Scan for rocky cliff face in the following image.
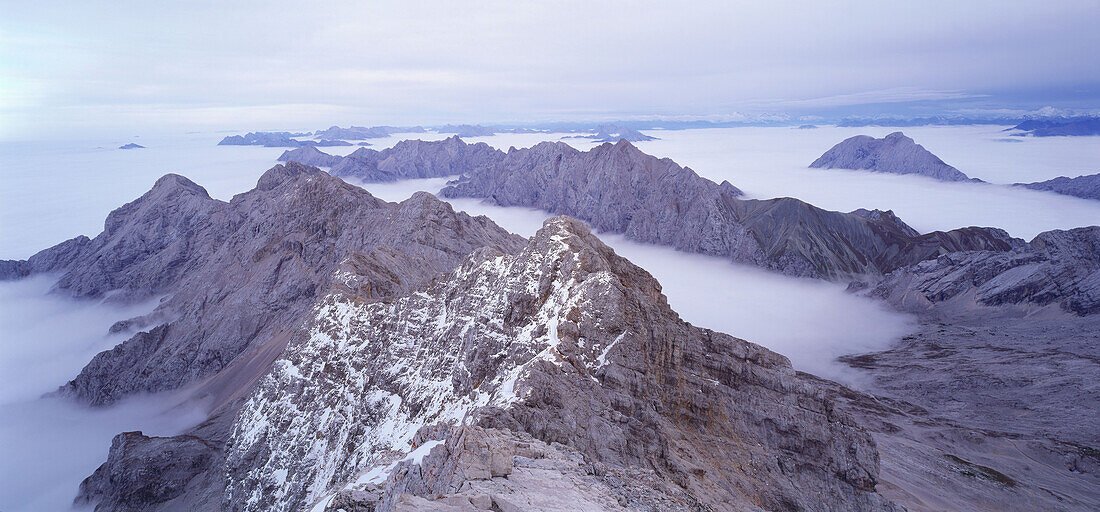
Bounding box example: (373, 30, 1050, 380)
(810, 132, 978, 182)
(1015, 172, 1100, 201)
(866, 226, 1100, 316)
(4, 163, 524, 406)
(227, 217, 899, 512)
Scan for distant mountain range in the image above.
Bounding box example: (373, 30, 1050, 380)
(1005, 117, 1100, 136)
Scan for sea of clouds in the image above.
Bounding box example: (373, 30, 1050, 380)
(0, 125, 1096, 510)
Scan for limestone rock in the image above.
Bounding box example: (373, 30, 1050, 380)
(227, 216, 899, 512)
(810, 131, 979, 182)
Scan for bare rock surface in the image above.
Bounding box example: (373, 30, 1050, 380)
(53, 165, 525, 511)
(296, 136, 1012, 279)
(437, 139, 1013, 278)
(1015, 172, 1100, 201)
(826, 313, 1100, 512)
(866, 226, 1100, 315)
(810, 131, 979, 182)
(74, 431, 223, 512)
(227, 217, 899, 512)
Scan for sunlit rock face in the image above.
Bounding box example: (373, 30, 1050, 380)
(810, 131, 978, 182)
(227, 216, 900, 512)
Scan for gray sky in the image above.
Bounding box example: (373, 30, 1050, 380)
(1, 0, 1098, 139)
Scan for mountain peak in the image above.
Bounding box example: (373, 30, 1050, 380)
(810, 132, 975, 182)
(150, 173, 211, 198)
(255, 161, 325, 191)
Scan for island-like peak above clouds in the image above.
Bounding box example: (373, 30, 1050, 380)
(810, 131, 980, 182)
(1014, 172, 1100, 201)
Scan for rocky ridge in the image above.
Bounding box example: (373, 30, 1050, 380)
(810, 131, 979, 182)
(1014, 172, 1100, 201)
(293, 136, 1014, 280)
(864, 226, 1100, 316)
(218, 132, 351, 148)
(314, 125, 426, 140)
(436, 139, 1014, 279)
(3, 163, 525, 406)
(226, 216, 899, 512)
(330, 136, 504, 182)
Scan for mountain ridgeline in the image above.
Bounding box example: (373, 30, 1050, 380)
(283, 136, 1017, 280)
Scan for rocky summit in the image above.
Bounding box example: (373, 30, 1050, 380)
(810, 131, 979, 182)
(226, 217, 899, 512)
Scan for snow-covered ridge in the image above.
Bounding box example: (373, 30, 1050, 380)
(226, 217, 634, 512)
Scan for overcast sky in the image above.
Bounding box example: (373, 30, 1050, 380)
(1, 0, 1098, 139)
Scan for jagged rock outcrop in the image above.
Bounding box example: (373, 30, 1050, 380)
(865, 226, 1100, 316)
(1007, 117, 1100, 137)
(330, 136, 504, 182)
(277, 146, 343, 167)
(1014, 172, 1100, 201)
(295, 136, 1015, 279)
(4, 164, 524, 406)
(74, 431, 223, 512)
(119, 143, 145, 149)
(226, 217, 899, 512)
(434, 139, 1013, 278)
(810, 132, 979, 182)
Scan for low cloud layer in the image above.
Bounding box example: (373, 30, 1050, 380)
(0, 277, 205, 512)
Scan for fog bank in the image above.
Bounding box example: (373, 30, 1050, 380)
(0, 277, 204, 512)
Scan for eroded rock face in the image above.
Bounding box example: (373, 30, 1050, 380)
(227, 217, 899, 512)
(868, 226, 1100, 315)
(74, 431, 222, 512)
(6, 163, 524, 406)
(810, 131, 978, 182)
